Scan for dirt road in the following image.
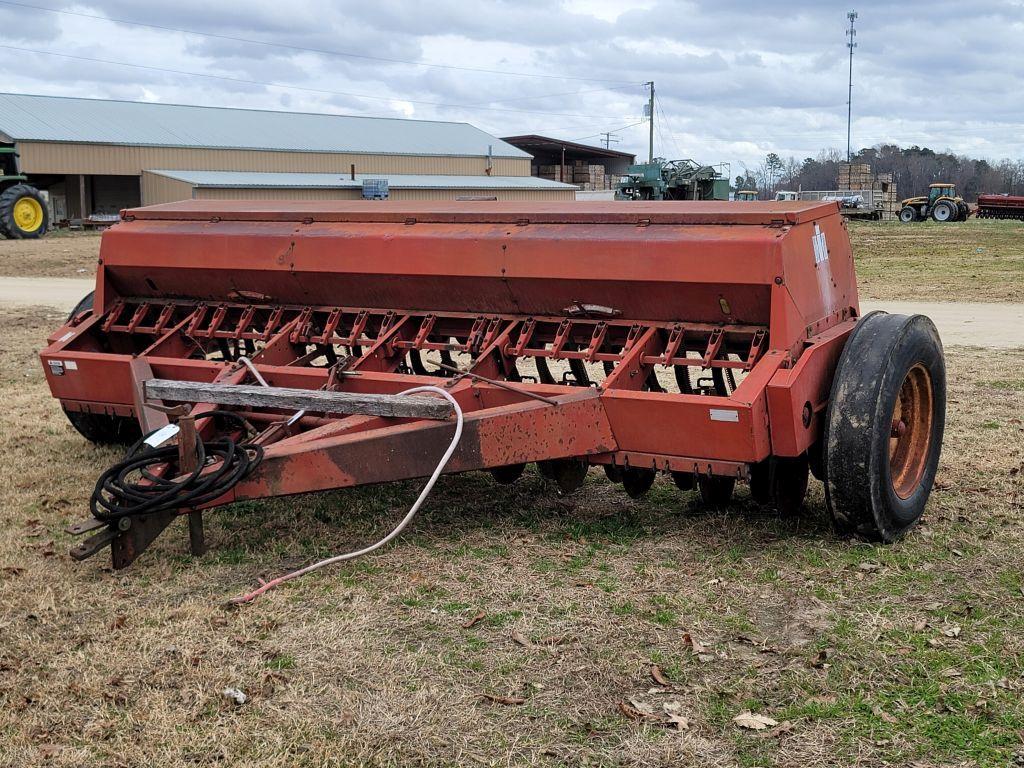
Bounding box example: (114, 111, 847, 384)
(1, 277, 1020, 348)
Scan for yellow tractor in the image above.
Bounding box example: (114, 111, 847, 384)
(735, 189, 758, 201)
(898, 183, 969, 223)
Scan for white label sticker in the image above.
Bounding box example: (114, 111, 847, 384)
(709, 408, 739, 423)
(64, 360, 78, 370)
(812, 222, 829, 264)
(58, 331, 75, 343)
(144, 423, 180, 448)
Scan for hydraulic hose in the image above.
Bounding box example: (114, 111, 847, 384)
(230, 385, 464, 604)
(90, 410, 263, 521)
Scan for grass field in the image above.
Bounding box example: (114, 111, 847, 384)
(4, 217, 1023, 304)
(849, 219, 1024, 303)
(0, 302, 1022, 766)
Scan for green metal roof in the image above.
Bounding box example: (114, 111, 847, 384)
(0, 92, 530, 158)
(147, 170, 576, 190)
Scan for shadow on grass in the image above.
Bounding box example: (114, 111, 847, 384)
(195, 466, 841, 568)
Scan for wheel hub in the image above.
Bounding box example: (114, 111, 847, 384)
(889, 363, 933, 499)
(13, 196, 44, 232)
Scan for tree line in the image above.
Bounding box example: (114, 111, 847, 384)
(734, 145, 1024, 202)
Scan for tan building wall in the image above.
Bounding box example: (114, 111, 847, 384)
(17, 141, 529, 178)
(388, 188, 575, 201)
(190, 187, 360, 202)
(188, 186, 574, 203)
(140, 172, 575, 205)
(140, 173, 194, 205)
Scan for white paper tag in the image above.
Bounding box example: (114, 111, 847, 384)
(64, 360, 78, 370)
(58, 331, 75, 343)
(812, 222, 829, 265)
(709, 408, 739, 423)
(144, 423, 180, 448)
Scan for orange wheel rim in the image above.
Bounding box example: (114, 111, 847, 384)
(889, 363, 933, 499)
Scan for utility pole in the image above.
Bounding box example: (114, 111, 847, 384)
(645, 81, 655, 163)
(846, 10, 857, 162)
(601, 132, 621, 150)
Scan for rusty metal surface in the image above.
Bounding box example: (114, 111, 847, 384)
(41, 200, 863, 566)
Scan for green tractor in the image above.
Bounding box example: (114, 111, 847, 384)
(0, 146, 49, 239)
(898, 183, 969, 223)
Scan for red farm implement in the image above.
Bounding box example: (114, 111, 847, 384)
(41, 200, 946, 571)
(976, 193, 1024, 220)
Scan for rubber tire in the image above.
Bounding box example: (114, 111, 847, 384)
(0, 184, 49, 239)
(698, 476, 735, 509)
(898, 206, 917, 223)
(62, 291, 141, 445)
(63, 408, 142, 446)
(67, 290, 95, 322)
(807, 440, 824, 482)
(823, 313, 946, 541)
(931, 201, 954, 222)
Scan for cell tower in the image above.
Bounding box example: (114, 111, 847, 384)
(846, 10, 858, 162)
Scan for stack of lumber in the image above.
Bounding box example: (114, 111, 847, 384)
(837, 163, 900, 220)
(537, 164, 574, 182)
(572, 162, 606, 190)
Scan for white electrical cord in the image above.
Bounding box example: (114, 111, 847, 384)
(230, 384, 464, 604)
(236, 355, 307, 426)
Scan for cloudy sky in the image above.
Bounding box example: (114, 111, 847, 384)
(1, 0, 1022, 171)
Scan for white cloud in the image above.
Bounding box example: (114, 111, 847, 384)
(0, 0, 1021, 170)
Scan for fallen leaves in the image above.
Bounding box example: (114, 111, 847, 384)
(809, 649, 829, 669)
(511, 630, 567, 649)
(733, 711, 778, 730)
(942, 624, 962, 638)
(619, 696, 690, 731)
(480, 692, 525, 706)
(462, 610, 485, 629)
(681, 631, 716, 662)
(649, 664, 671, 687)
(510, 630, 533, 648)
(872, 705, 897, 724)
(662, 700, 689, 731)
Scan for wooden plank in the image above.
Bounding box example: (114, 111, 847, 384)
(129, 357, 169, 433)
(144, 379, 453, 420)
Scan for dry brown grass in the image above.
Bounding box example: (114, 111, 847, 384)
(1, 307, 1022, 767)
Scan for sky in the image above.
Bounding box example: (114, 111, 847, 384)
(1, 0, 1023, 174)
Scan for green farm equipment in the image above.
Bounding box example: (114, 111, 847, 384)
(616, 158, 730, 201)
(1, 146, 49, 239)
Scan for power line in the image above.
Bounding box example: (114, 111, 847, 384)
(654, 93, 684, 159)
(573, 120, 647, 142)
(461, 83, 646, 107)
(0, 44, 637, 120)
(0, 0, 636, 84)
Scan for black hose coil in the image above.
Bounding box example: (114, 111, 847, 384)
(90, 411, 263, 521)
